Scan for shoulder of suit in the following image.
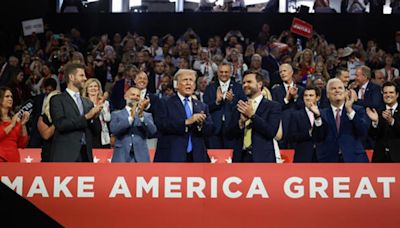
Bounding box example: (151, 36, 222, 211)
(112, 109, 125, 115)
(271, 84, 281, 90)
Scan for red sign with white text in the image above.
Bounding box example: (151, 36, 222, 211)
(1, 163, 399, 227)
(18, 149, 373, 163)
(291, 17, 313, 38)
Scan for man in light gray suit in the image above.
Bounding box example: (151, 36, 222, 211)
(110, 87, 157, 162)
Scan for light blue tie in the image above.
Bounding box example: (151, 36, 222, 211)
(74, 93, 84, 115)
(184, 97, 192, 153)
(74, 93, 86, 144)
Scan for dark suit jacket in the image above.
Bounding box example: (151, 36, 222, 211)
(271, 83, 305, 147)
(49, 92, 100, 162)
(369, 107, 400, 162)
(27, 94, 45, 148)
(203, 79, 246, 136)
(110, 79, 127, 111)
(262, 55, 281, 87)
(227, 98, 281, 162)
(355, 81, 384, 110)
(271, 83, 305, 111)
(289, 109, 318, 162)
(154, 95, 213, 162)
(312, 105, 369, 162)
(147, 71, 164, 94)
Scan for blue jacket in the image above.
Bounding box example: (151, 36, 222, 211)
(312, 105, 369, 162)
(227, 98, 281, 162)
(110, 108, 157, 162)
(154, 95, 213, 162)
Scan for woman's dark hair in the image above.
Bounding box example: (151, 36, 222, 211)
(0, 86, 13, 122)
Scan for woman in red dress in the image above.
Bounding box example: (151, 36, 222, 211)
(0, 87, 29, 162)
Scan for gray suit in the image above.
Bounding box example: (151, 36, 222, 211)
(50, 92, 100, 162)
(110, 108, 157, 162)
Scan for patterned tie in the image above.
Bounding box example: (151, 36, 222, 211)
(74, 93, 84, 115)
(335, 108, 341, 132)
(184, 97, 193, 153)
(243, 99, 256, 149)
(360, 87, 365, 100)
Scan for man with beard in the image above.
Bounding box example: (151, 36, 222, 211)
(367, 82, 400, 162)
(50, 63, 102, 162)
(110, 87, 157, 162)
(227, 70, 281, 162)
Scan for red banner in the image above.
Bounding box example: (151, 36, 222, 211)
(290, 17, 313, 38)
(1, 163, 399, 227)
(18, 149, 374, 163)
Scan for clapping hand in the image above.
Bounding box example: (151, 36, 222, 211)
(237, 100, 254, 119)
(382, 109, 394, 125)
(226, 89, 234, 103)
(20, 112, 30, 126)
(366, 107, 378, 123)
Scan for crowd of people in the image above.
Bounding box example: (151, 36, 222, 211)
(0, 24, 400, 163)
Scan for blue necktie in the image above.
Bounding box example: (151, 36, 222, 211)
(74, 93, 86, 144)
(184, 97, 192, 153)
(74, 93, 84, 115)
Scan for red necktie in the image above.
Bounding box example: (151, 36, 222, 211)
(360, 88, 365, 100)
(335, 108, 341, 132)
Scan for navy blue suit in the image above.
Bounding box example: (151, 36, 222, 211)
(227, 98, 281, 162)
(154, 95, 213, 162)
(355, 81, 384, 110)
(203, 79, 246, 149)
(289, 109, 318, 162)
(271, 83, 305, 148)
(312, 105, 369, 162)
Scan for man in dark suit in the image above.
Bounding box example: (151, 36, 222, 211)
(147, 59, 165, 94)
(289, 85, 321, 162)
(271, 63, 305, 148)
(386, 31, 400, 55)
(27, 78, 57, 148)
(154, 69, 213, 162)
(227, 70, 281, 162)
(203, 62, 246, 149)
(50, 63, 102, 162)
(0, 56, 19, 86)
(354, 65, 384, 110)
(133, 70, 159, 117)
(262, 44, 281, 88)
(367, 81, 400, 162)
(110, 64, 136, 110)
(312, 78, 369, 162)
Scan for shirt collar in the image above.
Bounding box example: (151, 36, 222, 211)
(219, 79, 231, 87)
(66, 88, 79, 98)
(251, 94, 263, 106)
(140, 89, 147, 99)
(177, 92, 191, 103)
(331, 103, 344, 114)
(283, 81, 294, 89)
(361, 81, 369, 90)
(386, 103, 398, 111)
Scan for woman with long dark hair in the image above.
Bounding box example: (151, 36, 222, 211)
(0, 87, 29, 162)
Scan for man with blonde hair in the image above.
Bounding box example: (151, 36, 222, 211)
(154, 69, 213, 162)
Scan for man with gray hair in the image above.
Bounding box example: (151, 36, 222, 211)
(249, 54, 270, 86)
(310, 78, 369, 162)
(354, 65, 384, 110)
(154, 69, 213, 162)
